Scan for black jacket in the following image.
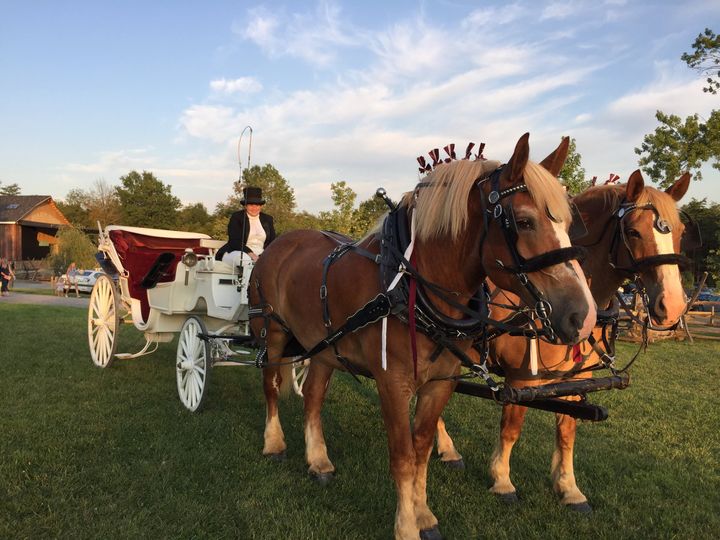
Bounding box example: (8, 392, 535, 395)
(216, 210, 276, 260)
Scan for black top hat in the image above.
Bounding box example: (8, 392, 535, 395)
(241, 186, 265, 205)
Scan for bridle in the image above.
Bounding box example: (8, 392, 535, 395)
(609, 200, 691, 273)
(604, 200, 700, 332)
(477, 166, 587, 342)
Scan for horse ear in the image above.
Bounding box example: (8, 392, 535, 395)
(626, 169, 645, 202)
(665, 172, 691, 202)
(502, 133, 530, 184)
(539, 136, 570, 176)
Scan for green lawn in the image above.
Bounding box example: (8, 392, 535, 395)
(1, 303, 718, 539)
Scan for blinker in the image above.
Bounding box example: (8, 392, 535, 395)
(655, 217, 671, 234)
(680, 211, 702, 251)
(568, 202, 588, 241)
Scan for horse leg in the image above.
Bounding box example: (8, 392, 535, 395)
(435, 417, 464, 469)
(261, 329, 291, 459)
(376, 381, 418, 540)
(488, 403, 528, 503)
(413, 381, 455, 539)
(303, 361, 336, 484)
(551, 406, 591, 512)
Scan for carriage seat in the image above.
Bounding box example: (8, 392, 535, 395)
(108, 228, 213, 322)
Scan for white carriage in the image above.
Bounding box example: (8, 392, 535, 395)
(87, 224, 307, 411)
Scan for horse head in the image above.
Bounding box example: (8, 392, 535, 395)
(618, 170, 690, 326)
(411, 133, 596, 345)
(480, 134, 596, 344)
(574, 169, 691, 327)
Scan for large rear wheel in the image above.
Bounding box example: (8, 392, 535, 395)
(176, 316, 211, 412)
(88, 274, 119, 368)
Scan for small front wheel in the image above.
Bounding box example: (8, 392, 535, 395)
(176, 316, 211, 412)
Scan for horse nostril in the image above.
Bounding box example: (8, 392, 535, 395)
(569, 311, 583, 331)
(654, 295, 667, 319)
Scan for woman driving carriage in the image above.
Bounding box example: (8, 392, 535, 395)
(215, 186, 276, 265)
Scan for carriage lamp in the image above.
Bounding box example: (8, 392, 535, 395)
(181, 249, 198, 268)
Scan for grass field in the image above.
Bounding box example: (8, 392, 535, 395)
(1, 303, 718, 539)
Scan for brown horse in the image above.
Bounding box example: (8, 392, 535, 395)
(435, 169, 691, 513)
(249, 133, 597, 540)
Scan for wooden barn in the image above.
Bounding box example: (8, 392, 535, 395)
(0, 195, 70, 261)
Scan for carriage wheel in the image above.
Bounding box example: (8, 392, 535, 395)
(176, 316, 211, 412)
(292, 358, 310, 397)
(87, 274, 119, 368)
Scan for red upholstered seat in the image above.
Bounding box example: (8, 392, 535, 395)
(109, 229, 211, 322)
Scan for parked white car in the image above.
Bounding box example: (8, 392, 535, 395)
(76, 270, 106, 293)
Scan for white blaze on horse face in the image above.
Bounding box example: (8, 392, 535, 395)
(651, 227, 685, 321)
(551, 221, 596, 339)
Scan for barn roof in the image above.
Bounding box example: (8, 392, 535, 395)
(0, 195, 53, 223)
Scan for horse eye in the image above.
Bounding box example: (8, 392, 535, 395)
(626, 228, 641, 239)
(516, 219, 534, 231)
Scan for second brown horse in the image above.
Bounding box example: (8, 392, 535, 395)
(249, 134, 597, 539)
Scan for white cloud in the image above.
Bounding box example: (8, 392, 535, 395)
(464, 4, 524, 27)
(178, 105, 239, 142)
(210, 77, 262, 94)
(541, 1, 581, 21)
(239, 9, 280, 52)
(238, 1, 359, 67)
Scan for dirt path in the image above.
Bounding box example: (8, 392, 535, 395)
(1, 280, 88, 309)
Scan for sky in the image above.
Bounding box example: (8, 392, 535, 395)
(1, 0, 719, 214)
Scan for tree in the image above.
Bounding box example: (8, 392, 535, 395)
(635, 29, 720, 186)
(635, 110, 720, 186)
(318, 181, 357, 236)
(0, 181, 21, 195)
(115, 171, 180, 229)
(558, 137, 590, 195)
(57, 188, 91, 227)
(58, 179, 122, 229)
(45, 227, 98, 276)
(352, 194, 389, 238)
(86, 179, 122, 227)
(681, 27, 720, 95)
(177, 202, 213, 235)
(681, 198, 720, 287)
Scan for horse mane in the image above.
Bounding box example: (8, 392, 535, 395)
(410, 158, 571, 241)
(581, 183, 681, 229)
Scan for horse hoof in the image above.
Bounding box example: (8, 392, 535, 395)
(567, 501, 592, 514)
(441, 458, 465, 470)
(265, 451, 286, 462)
(309, 471, 334, 486)
(496, 491, 519, 504)
(419, 525, 442, 540)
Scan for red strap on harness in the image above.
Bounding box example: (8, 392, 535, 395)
(572, 344, 582, 363)
(408, 252, 418, 379)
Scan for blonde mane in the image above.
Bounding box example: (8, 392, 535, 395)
(586, 183, 681, 229)
(411, 159, 571, 241)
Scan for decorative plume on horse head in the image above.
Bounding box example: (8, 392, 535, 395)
(417, 142, 487, 173)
